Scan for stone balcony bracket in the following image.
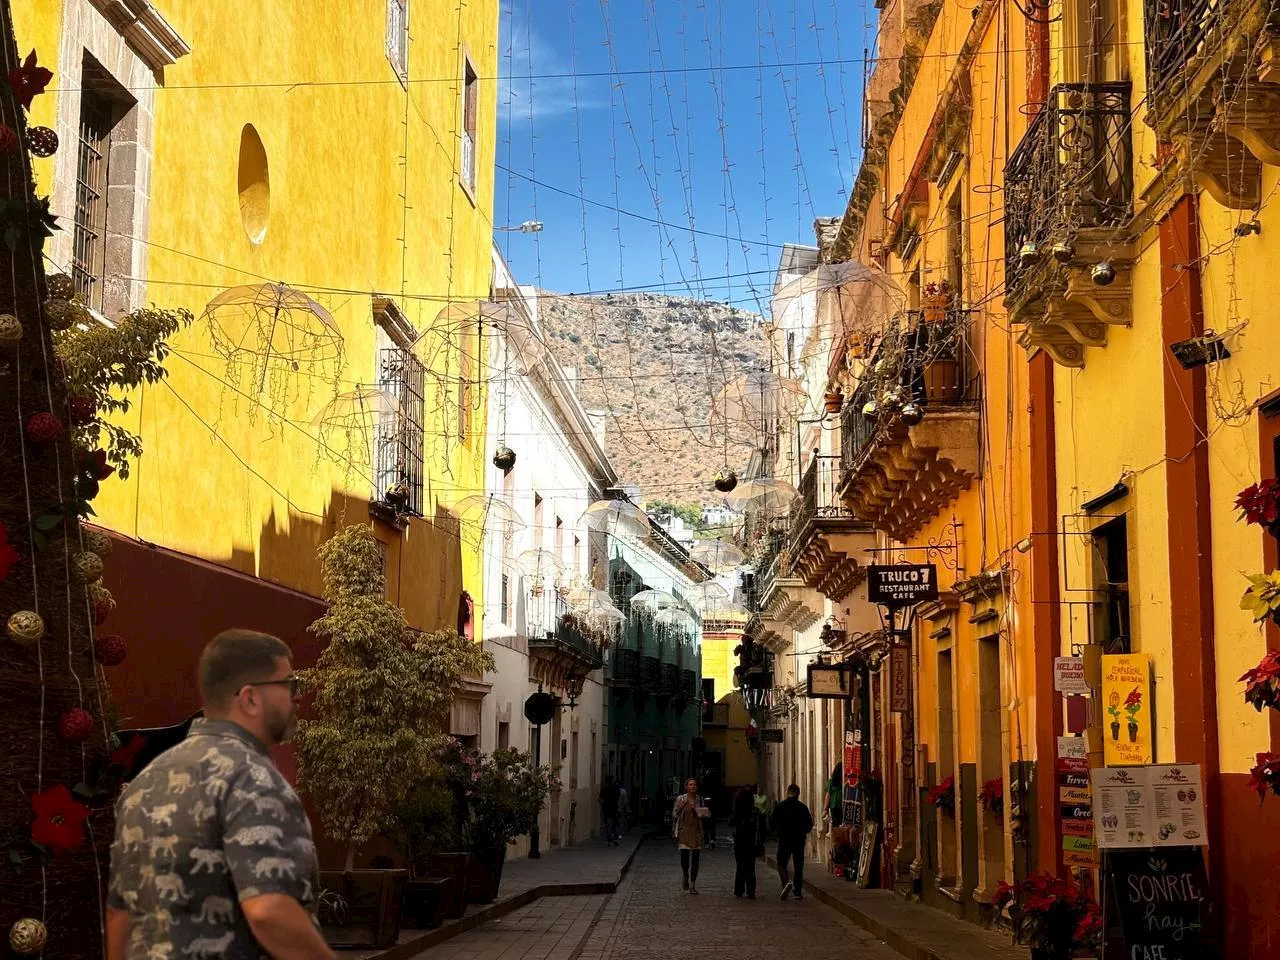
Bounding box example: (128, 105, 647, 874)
(843, 411, 981, 543)
(761, 575, 824, 634)
(789, 525, 876, 604)
(1007, 233, 1135, 369)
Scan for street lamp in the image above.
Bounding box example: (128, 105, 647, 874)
(496, 219, 544, 234)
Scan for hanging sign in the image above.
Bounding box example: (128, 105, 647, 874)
(1053, 656, 1089, 695)
(760, 728, 784, 744)
(890, 643, 910, 712)
(1106, 847, 1215, 960)
(808, 663, 853, 699)
(866, 564, 939, 607)
(1101, 653, 1153, 766)
(1057, 755, 1095, 866)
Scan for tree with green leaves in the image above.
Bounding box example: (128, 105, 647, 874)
(294, 523, 493, 870)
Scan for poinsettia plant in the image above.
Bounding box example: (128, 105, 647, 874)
(979, 777, 1004, 818)
(991, 872, 1101, 954)
(1240, 650, 1280, 712)
(928, 774, 956, 813)
(1236, 479, 1280, 529)
(1241, 571, 1280, 625)
(1249, 752, 1280, 803)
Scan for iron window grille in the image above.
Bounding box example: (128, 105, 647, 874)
(73, 89, 115, 308)
(375, 346, 425, 516)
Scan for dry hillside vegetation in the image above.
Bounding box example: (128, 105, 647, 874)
(539, 292, 767, 506)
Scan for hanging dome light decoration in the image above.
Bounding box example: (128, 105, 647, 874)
(1091, 261, 1116, 286)
(713, 468, 738, 493)
(1051, 240, 1075, 263)
(862, 399, 879, 417)
(493, 444, 517, 473)
(1018, 241, 1042, 267)
(900, 402, 924, 426)
(47, 273, 75, 300)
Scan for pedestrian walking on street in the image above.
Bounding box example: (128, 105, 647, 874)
(771, 783, 814, 901)
(753, 785, 769, 849)
(106, 629, 334, 960)
(731, 785, 760, 899)
(671, 777, 709, 894)
(600, 775, 622, 845)
(618, 783, 630, 834)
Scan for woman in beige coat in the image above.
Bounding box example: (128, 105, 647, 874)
(671, 777, 709, 893)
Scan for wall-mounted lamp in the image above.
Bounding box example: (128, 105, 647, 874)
(1014, 536, 1034, 554)
(1169, 331, 1230, 370)
(1233, 218, 1262, 238)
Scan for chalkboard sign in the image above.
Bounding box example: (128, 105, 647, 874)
(856, 821, 878, 888)
(1106, 848, 1215, 960)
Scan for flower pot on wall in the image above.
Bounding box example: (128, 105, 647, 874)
(318, 868, 408, 948)
(824, 391, 844, 414)
(923, 357, 961, 403)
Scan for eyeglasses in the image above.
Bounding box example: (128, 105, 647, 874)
(243, 676, 300, 696)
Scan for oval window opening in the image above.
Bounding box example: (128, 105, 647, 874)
(237, 124, 270, 244)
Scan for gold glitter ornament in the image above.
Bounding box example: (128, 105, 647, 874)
(8, 918, 47, 955)
(43, 297, 74, 331)
(47, 273, 75, 300)
(83, 530, 113, 558)
(6, 610, 45, 646)
(0, 312, 21, 343)
(72, 550, 104, 584)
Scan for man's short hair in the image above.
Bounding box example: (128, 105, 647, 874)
(198, 629, 291, 709)
(787, 783, 800, 794)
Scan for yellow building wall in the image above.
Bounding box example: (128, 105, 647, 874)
(16, 1, 497, 635)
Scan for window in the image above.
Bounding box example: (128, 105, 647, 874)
(500, 573, 510, 624)
(570, 731, 580, 790)
(1093, 516, 1131, 654)
(946, 189, 965, 301)
(72, 61, 130, 309)
(498, 720, 510, 751)
(386, 0, 408, 84)
(375, 343, 425, 516)
(460, 56, 478, 193)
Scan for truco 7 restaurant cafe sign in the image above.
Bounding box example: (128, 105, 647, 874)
(867, 564, 939, 608)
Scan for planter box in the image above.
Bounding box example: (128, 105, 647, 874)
(402, 878, 450, 930)
(465, 848, 507, 904)
(423, 853, 471, 918)
(318, 868, 408, 949)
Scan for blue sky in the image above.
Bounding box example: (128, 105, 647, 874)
(495, 0, 876, 311)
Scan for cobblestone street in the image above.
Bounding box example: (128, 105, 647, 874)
(415, 841, 902, 960)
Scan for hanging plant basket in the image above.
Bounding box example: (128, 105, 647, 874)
(824, 391, 844, 414)
(922, 281, 952, 323)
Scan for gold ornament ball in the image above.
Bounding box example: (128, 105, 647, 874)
(84, 530, 113, 558)
(47, 273, 75, 300)
(43, 297, 74, 332)
(72, 551, 105, 584)
(0, 312, 21, 344)
(9, 918, 48, 955)
(7, 610, 46, 647)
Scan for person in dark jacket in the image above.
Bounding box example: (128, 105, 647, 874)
(771, 783, 813, 900)
(731, 785, 759, 898)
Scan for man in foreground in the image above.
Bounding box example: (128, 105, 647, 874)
(107, 629, 335, 960)
(771, 782, 814, 900)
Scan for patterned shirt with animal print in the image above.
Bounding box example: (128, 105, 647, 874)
(108, 719, 319, 960)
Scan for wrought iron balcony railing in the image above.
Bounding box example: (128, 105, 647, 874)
(1003, 83, 1133, 295)
(611, 647, 640, 685)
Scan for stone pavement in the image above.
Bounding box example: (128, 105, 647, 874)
(768, 853, 1026, 960)
(354, 831, 644, 960)
(407, 840, 904, 960)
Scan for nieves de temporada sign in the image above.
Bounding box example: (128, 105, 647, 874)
(867, 564, 939, 607)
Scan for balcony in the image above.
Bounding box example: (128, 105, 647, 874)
(638, 655, 662, 708)
(1145, 0, 1280, 208)
(611, 647, 640, 695)
(658, 662, 680, 707)
(1003, 83, 1135, 367)
(788, 454, 875, 602)
(747, 549, 820, 654)
(529, 613, 604, 690)
(839, 310, 981, 542)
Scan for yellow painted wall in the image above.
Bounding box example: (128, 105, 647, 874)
(18, 1, 497, 634)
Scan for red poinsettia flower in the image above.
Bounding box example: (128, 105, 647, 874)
(31, 784, 91, 855)
(1248, 752, 1280, 802)
(79, 448, 115, 482)
(109, 734, 147, 772)
(0, 520, 21, 583)
(1124, 687, 1142, 709)
(1240, 650, 1280, 712)
(991, 880, 1015, 906)
(8, 50, 53, 111)
(1236, 479, 1280, 527)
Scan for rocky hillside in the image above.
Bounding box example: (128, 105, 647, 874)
(538, 292, 767, 506)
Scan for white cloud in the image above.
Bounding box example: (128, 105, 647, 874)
(499, 3, 601, 122)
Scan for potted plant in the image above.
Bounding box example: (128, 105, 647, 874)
(922, 280, 951, 323)
(928, 775, 956, 814)
(1107, 690, 1122, 741)
(1123, 686, 1143, 742)
(444, 742, 556, 903)
(979, 777, 1004, 820)
(296, 524, 493, 947)
(1240, 650, 1280, 712)
(824, 389, 844, 414)
(1241, 571, 1280, 627)
(1236, 478, 1280, 539)
(397, 772, 469, 925)
(990, 872, 1101, 960)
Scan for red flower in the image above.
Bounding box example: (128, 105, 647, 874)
(109, 734, 146, 772)
(25, 412, 63, 443)
(1248, 752, 1280, 802)
(0, 520, 21, 583)
(1240, 650, 1280, 712)
(927, 775, 956, 810)
(78, 448, 115, 481)
(991, 880, 1015, 906)
(1124, 687, 1142, 709)
(1236, 479, 1280, 527)
(8, 50, 53, 111)
(30, 784, 90, 855)
(68, 395, 96, 426)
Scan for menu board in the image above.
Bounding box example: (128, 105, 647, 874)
(1093, 766, 1153, 849)
(1057, 753, 1095, 867)
(1106, 848, 1215, 960)
(1093, 765, 1207, 849)
(1148, 765, 1208, 846)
